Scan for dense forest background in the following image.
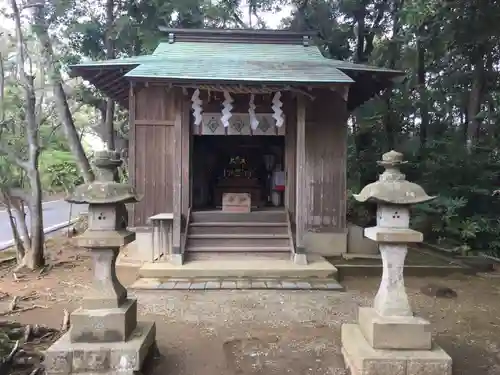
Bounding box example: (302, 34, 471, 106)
(1, 0, 500, 264)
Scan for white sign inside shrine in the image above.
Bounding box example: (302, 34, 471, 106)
(193, 113, 286, 136)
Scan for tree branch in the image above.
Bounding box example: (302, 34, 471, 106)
(0, 142, 29, 171)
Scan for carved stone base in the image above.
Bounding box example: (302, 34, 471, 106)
(341, 324, 451, 375)
(70, 299, 138, 343)
(44, 322, 156, 375)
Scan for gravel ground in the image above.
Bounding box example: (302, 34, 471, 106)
(2, 241, 500, 375)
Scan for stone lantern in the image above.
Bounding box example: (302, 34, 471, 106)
(341, 151, 452, 375)
(44, 150, 156, 375)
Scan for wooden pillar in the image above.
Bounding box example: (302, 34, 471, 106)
(172, 89, 182, 261)
(128, 82, 136, 227)
(181, 97, 190, 216)
(284, 95, 296, 216)
(295, 95, 307, 255)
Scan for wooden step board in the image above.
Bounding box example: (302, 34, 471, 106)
(191, 210, 287, 223)
(186, 210, 293, 254)
(189, 222, 288, 235)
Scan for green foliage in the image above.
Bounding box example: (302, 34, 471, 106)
(39, 150, 83, 193)
(36, 0, 500, 257)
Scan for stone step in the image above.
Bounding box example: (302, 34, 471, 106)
(130, 277, 344, 291)
(186, 233, 290, 248)
(191, 210, 287, 223)
(189, 222, 288, 235)
(186, 245, 291, 252)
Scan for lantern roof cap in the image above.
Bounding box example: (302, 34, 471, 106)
(66, 150, 142, 205)
(353, 150, 435, 205)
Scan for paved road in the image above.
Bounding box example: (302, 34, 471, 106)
(0, 200, 88, 250)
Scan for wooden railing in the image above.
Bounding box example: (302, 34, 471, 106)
(286, 208, 296, 255)
(149, 213, 173, 262)
(181, 207, 192, 254)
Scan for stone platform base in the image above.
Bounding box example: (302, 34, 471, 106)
(341, 324, 452, 375)
(44, 322, 156, 375)
(137, 254, 336, 279)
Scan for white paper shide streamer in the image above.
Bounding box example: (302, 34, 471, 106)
(191, 89, 203, 126)
(248, 93, 259, 130)
(221, 91, 233, 128)
(272, 91, 284, 127)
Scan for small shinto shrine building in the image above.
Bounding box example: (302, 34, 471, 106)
(70, 28, 402, 276)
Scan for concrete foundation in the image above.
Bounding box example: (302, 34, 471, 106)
(44, 321, 156, 375)
(304, 231, 347, 256)
(341, 324, 452, 375)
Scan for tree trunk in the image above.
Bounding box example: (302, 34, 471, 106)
(12, 203, 30, 251)
(23, 73, 45, 270)
(466, 48, 486, 150)
(9, 0, 45, 270)
(2, 191, 25, 262)
(24, 171, 44, 269)
(354, 6, 367, 63)
(30, 3, 94, 182)
(417, 27, 429, 154)
(383, 0, 404, 151)
(105, 0, 115, 150)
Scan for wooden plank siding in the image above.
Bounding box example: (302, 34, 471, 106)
(303, 89, 348, 233)
(295, 95, 307, 252)
(129, 86, 178, 227)
(181, 96, 191, 218)
(284, 95, 297, 218)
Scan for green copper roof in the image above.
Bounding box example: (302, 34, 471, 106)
(72, 41, 398, 83)
(69, 32, 404, 110)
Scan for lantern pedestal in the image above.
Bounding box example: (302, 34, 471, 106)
(43, 150, 157, 375)
(342, 151, 452, 375)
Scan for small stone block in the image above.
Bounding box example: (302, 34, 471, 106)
(341, 324, 452, 375)
(158, 281, 177, 289)
(205, 281, 221, 289)
(293, 253, 308, 265)
(169, 253, 183, 265)
(265, 280, 283, 289)
(72, 348, 110, 372)
(130, 278, 161, 290)
(281, 281, 299, 289)
(310, 283, 328, 289)
(358, 307, 432, 350)
(326, 282, 344, 290)
(221, 281, 237, 289)
(172, 282, 192, 289)
(69, 299, 137, 343)
(250, 281, 267, 289)
(189, 282, 207, 290)
(43, 348, 72, 374)
(294, 281, 311, 289)
(236, 280, 251, 289)
(407, 357, 454, 375)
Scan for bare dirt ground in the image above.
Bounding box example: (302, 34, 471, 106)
(1, 237, 500, 375)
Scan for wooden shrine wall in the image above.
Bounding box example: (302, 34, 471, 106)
(284, 96, 297, 218)
(303, 89, 348, 233)
(129, 85, 179, 227)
